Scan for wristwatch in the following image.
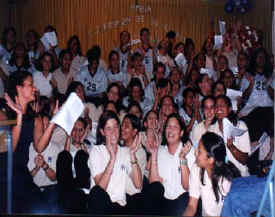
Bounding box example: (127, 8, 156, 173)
(180, 159, 187, 166)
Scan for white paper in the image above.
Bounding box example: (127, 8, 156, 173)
(45, 31, 58, 47)
(223, 118, 247, 142)
(175, 53, 187, 72)
(40, 34, 50, 51)
(200, 68, 215, 79)
(219, 21, 226, 35)
(230, 66, 239, 75)
(250, 132, 269, 155)
(214, 35, 223, 50)
(50, 93, 84, 135)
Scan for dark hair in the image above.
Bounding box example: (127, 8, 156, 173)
(215, 95, 238, 126)
(220, 69, 236, 89)
(103, 100, 119, 113)
(120, 31, 130, 40)
(201, 38, 214, 55)
(77, 117, 88, 130)
(65, 81, 85, 100)
(140, 27, 150, 37)
(184, 38, 195, 57)
(36, 52, 55, 72)
(67, 35, 82, 56)
(182, 87, 195, 99)
(166, 30, 176, 39)
(131, 52, 142, 62)
(108, 50, 119, 70)
(127, 101, 143, 117)
(156, 78, 170, 90)
(175, 42, 185, 51)
(201, 95, 215, 110)
(1, 26, 16, 49)
(6, 70, 32, 100)
(9, 42, 31, 69)
(161, 113, 187, 146)
(217, 55, 229, 69)
(25, 29, 40, 50)
(44, 25, 57, 35)
(143, 109, 159, 129)
(200, 132, 241, 202)
(248, 48, 272, 78)
(213, 81, 226, 96)
(86, 47, 99, 64)
(59, 49, 73, 65)
(122, 113, 141, 132)
(159, 95, 178, 112)
(127, 78, 144, 101)
(89, 45, 101, 58)
(96, 111, 120, 145)
(153, 62, 166, 81)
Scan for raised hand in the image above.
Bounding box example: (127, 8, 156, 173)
(179, 141, 192, 160)
(130, 133, 141, 154)
(34, 154, 45, 168)
(4, 93, 23, 115)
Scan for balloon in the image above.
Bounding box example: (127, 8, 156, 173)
(225, 1, 235, 13)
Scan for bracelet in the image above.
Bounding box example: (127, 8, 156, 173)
(131, 160, 137, 165)
(43, 163, 49, 171)
(180, 159, 188, 166)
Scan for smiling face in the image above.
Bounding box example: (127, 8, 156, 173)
(121, 117, 137, 145)
(62, 53, 72, 71)
(215, 98, 231, 120)
(165, 117, 183, 146)
(71, 120, 85, 145)
(100, 118, 120, 146)
(203, 98, 215, 121)
(107, 86, 119, 103)
(17, 75, 36, 103)
(196, 140, 211, 168)
(144, 111, 158, 130)
(42, 55, 52, 72)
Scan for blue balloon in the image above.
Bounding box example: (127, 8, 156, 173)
(225, 1, 235, 13)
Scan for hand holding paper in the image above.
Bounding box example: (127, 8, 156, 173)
(222, 118, 247, 143)
(50, 92, 84, 135)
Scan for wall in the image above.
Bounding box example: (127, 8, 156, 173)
(0, 0, 11, 36)
(10, 0, 273, 60)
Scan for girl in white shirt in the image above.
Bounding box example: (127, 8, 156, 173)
(184, 132, 241, 217)
(144, 113, 194, 216)
(88, 111, 143, 215)
(33, 52, 57, 97)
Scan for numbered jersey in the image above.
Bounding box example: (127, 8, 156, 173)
(136, 47, 154, 80)
(240, 74, 273, 116)
(76, 66, 107, 97)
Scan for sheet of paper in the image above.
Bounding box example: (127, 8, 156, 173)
(45, 31, 58, 47)
(40, 34, 50, 51)
(223, 118, 247, 142)
(175, 53, 187, 70)
(226, 89, 243, 111)
(219, 21, 226, 35)
(50, 92, 84, 135)
(214, 35, 223, 50)
(250, 132, 269, 155)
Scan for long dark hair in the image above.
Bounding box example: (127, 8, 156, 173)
(1, 26, 16, 49)
(200, 132, 241, 202)
(67, 35, 82, 56)
(214, 95, 238, 126)
(96, 111, 120, 145)
(161, 113, 188, 146)
(36, 52, 55, 72)
(9, 42, 31, 69)
(248, 48, 272, 78)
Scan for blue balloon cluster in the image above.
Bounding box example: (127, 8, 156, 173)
(225, 0, 250, 14)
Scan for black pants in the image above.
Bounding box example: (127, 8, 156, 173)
(88, 185, 125, 215)
(142, 181, 189, 216)
(56, 150, 90, 214)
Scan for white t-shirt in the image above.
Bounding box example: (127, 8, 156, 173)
(157, 141, 196, 200)
(33, 71, 53, 97)
(189, 163, 231, 216)
(136, 47, 154, 80)
(28, 142, 61, 187)
(125, 146, 147, 196)
(89, 145, 133, 206)
(106, 69, 127, 87)
(239, 74, 273, 116)
(190, 121, 208, 149)
(53, 67, 75, 94)
(179, 108, 198, 128)
(208, 121, 250, 176)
